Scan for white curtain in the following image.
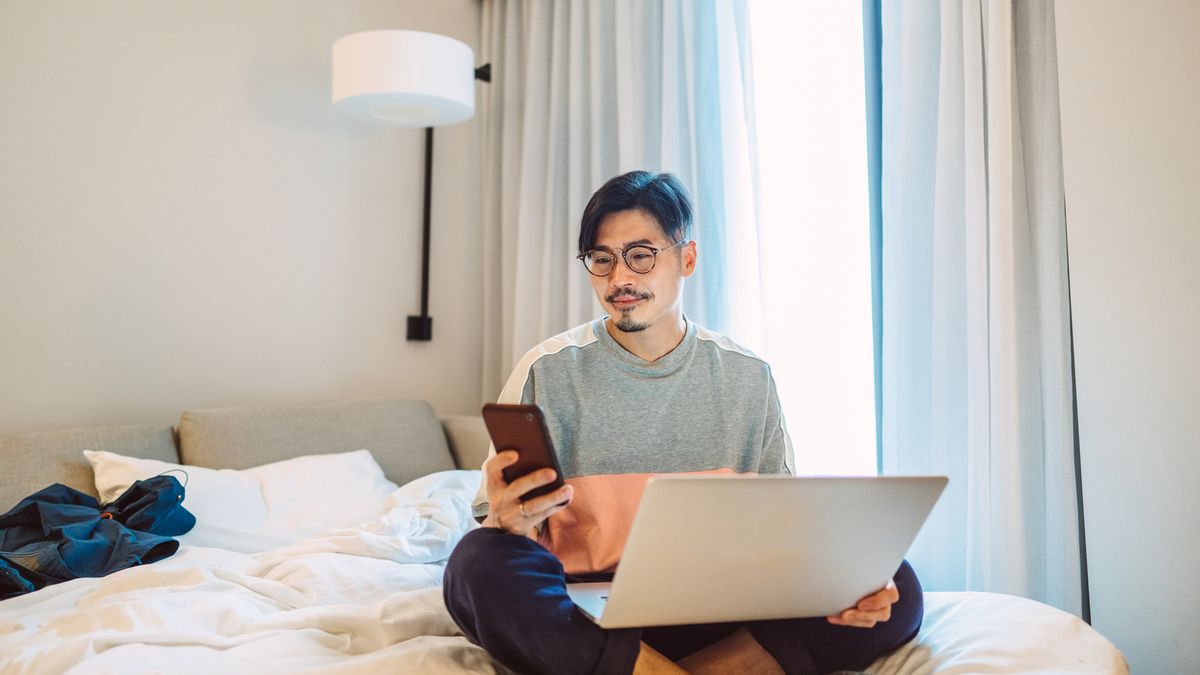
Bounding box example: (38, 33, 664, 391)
(478, 0, 764, 400)
(881, 0, 1083, 615)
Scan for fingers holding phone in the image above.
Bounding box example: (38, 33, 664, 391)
(480, 403, 575, 537)
(482, 449, 573, 536)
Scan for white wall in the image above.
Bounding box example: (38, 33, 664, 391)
(0, 0, 484, 432)
(1055, 2, 1200, 673)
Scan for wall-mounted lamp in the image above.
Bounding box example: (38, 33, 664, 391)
(332, 30, 490, 341)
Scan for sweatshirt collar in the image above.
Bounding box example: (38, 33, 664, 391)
(592, 316, 697, 376)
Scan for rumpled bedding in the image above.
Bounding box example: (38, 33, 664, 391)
(0, 468, 1126, 675)
(0, 470, 513, 675)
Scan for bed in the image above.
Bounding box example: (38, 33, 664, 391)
(0, 398, 1127, 674)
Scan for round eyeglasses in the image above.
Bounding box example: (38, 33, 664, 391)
(576, 240, 689, 277)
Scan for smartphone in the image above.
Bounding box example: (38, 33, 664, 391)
(481, 403, 566, 502)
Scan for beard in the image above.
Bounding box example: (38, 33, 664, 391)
(607, 289, 654, 332)
(613, 315, 649, 332)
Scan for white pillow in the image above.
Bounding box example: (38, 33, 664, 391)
(84, 449, 400, 553)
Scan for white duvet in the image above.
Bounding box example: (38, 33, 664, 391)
(0, 469, 1126, 675)
(0, 470, 510, 675)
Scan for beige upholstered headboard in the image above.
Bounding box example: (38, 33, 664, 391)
(176, 399, 457, 488)
(1, 398, 490, 513)
(0, 424, 177, 511)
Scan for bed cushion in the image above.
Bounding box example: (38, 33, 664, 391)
(869, 591, 1128, 674)
(0, 425, 176, 513)
(441, 414, 491, 470)
(177, 398, 456, 487)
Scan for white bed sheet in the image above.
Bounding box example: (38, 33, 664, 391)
(0, 470, 510, 675)
(0, 469, 1126, 674)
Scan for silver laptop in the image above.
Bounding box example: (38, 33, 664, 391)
(566, 475, 947, 628)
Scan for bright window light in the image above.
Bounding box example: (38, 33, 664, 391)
(750, 1, 877, 476)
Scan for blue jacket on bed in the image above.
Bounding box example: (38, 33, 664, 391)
(0, 475, 195, 599)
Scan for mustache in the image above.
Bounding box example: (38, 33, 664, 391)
(606, 289, 653, 303)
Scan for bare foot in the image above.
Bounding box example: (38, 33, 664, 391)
(677, 627, 784, 675)
(632, 641, 688, 674)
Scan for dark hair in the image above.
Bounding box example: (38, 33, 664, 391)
(577, 171, 694, 253)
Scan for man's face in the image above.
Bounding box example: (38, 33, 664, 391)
(587, 209, 696, 333)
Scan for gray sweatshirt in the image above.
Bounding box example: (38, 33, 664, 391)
(473, 317, 794, 573)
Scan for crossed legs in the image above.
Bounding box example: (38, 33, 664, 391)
(443, 528, 923, 675)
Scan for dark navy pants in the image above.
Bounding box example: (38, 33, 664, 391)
(443, 528, 923, 675)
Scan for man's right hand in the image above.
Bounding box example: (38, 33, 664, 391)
(481, 450, 574, 537)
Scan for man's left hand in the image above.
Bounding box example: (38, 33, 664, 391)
(826, 579, 899, 629)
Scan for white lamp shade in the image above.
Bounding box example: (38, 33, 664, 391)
(332, 30, 475, 127)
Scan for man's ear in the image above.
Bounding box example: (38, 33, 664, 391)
(681, 240, 698, 277)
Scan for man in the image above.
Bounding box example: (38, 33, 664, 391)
(444, 171, 922, 675)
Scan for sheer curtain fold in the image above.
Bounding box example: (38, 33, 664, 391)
(881, 0, 1082, 615)
(479, 0, 763, 401)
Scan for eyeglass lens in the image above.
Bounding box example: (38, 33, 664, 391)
(584, 246, 658, 275)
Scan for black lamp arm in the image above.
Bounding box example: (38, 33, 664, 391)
(406, 127, 435, 341)
(405, 63, 491, 342)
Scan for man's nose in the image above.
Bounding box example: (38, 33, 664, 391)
(608, 257, 638, 286)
